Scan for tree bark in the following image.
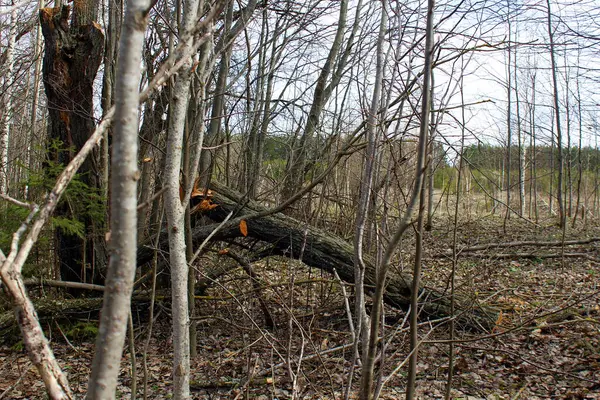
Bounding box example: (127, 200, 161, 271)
(163, 0, 202, 395)
(0, 0, 17, 195)
(137, 184, 497, 332)
(40, 4, 107, 288)
(546, 0, 565, 227)
(86, 0, 149, 394)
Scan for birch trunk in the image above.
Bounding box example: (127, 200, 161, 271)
(513, 34, 525, 217)
(504, 5, 512, 223)
(0, 0, 17, 195)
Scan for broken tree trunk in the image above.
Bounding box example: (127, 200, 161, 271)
(40, 4, 107, 288)
(137, 183, 497, 331)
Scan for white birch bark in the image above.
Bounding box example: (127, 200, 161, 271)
(86, 0, 150, 396)
(25, 0, 44, 200)
(0, 0, 17, 195)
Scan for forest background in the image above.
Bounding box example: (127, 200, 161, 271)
(0, 0, 599, 398)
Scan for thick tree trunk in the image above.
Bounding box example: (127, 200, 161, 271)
(40, 5, 106, 287)
(137, 184, 497, 331)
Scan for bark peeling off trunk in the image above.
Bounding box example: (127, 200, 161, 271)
(40, 5, 106, 287)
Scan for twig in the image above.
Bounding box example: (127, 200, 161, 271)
(0, 0, 29, 17)
(54, 321, 79, 354)
(461, 344, 600, 385)
(137, 187, 167, 211)
(0, 193, 36, 209)
(189, 210, 233, 265)
(0, 359, 30, 399)
(21, 278, 105, 292)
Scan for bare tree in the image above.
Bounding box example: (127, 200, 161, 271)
(281, 0, 360, 204)
(0, 0, 17, 195)
(546, 0, 565, 227)
(353, 0, 386, 392)
(359, 0, 435, 397)
(86, 0, 151, 395)
(163, 0, 202, 392)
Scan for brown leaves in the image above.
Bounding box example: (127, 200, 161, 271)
(239, 220, 248, 237)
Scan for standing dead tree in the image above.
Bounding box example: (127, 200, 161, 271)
(40, 1, 107, 286)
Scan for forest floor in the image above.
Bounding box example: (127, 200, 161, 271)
(1, 215, 599, 399)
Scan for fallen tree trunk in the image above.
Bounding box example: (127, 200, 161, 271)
(436, 237, 600, 257)
(21, 279, 106, 292)
(0, 297, 157, 331)
(137, 183, 497, 331)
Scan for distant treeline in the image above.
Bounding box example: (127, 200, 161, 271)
(461, 144, 600, 171)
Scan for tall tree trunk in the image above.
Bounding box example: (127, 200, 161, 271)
(0, 0, 17, 195)
(565, 65, 572, 217)
(513, 35, 525, 217)
(572, 63, 583, 228)
(40, 3, 107, 287)
(529, 70, 538, 222)
(281, 0, 357, 203)
(86, 0, 148, 393)
(549, 113, 555, 217)
(504, 7, 512, 225)
(100, 0, 122, 201)
(164, 0, 202, 396)
(546, 0, 565, 227)
(354, 0, 387, 390)
(426, 69, 436, 231)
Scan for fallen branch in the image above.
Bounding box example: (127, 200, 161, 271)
(492, 252, 600, 263)
(437, 237, 600, 257)
(22, 279, 106, 292)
